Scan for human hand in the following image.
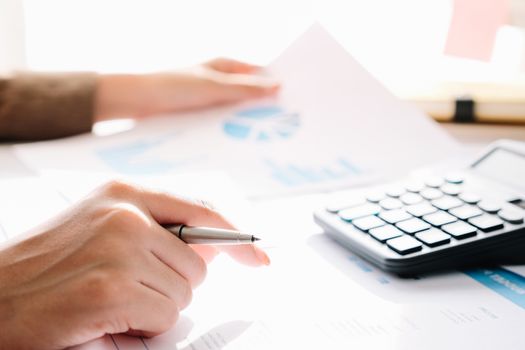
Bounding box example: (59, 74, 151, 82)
(94, 58, 280, 121)
(0, 181, 269, 350)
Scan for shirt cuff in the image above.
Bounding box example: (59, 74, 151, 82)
(0, 72, 97, 141)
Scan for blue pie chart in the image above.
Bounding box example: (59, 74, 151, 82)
(223, 106, 300, 141)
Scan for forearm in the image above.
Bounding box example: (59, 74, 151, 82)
(0, 72, 97, 141)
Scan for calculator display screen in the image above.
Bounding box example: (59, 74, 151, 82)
(471, 147, 525, 190)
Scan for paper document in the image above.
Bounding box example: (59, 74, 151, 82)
(14, 24, 461, 198)
(72, 235, 525, 350)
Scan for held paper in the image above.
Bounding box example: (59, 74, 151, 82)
(14, 24, 461, 198)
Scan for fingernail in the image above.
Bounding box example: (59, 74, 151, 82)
(265, 84, 280, 93)
(255, 248, 271, 266)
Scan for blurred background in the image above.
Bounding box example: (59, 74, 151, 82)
(1, 0, 524, 123)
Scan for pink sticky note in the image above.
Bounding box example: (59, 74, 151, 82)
(444, 0, 509, 61)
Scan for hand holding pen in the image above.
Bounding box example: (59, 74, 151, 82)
(0, 181, 269, 349)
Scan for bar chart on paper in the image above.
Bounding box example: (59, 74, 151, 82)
(92, 105, 367, 196)
(264, 157, 361, 187)
(223, 106, 300, 141)
(95, 132, 207, 175)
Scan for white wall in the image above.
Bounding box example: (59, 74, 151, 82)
(6, 1, 525, 87)
(0, 0, 26, 73)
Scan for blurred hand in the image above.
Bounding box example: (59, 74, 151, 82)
(95, 58, 280, 121)
(0, 181, 269, 350)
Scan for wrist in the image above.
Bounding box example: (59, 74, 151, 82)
(94, 74, 145, 122)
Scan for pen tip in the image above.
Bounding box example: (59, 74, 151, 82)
(252, 236, 261, 242)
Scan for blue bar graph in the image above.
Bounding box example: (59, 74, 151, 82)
(96, 134, 186, 175)
(265, 157, 362, 187)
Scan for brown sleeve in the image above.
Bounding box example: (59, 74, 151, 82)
(0, 72, 97, 141)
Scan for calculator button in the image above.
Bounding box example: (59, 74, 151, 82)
(379, 198, 403, 210)
(423, 211, 458, 227)
(352, 215, 385, 232)
(441, 184, 462, 196)
(339, 204, 381, 222)
(369, 225, 403, 243)
(406, 203, 438, 217)
(432, 196, 463, 211)
(386, 187, 405, 198)
(405, 181, 425, 193)
(468, 215, 504, 232)
(326, 197, 365, 213)
(458, 192, 481, 205)
(395, 218, 431, 235)
(442, 221, 478, 239)
(400, 193, 423, 205)
(366, 192, 386, 203)
(449, 205, 483, 220)
(478, 200, 501, 214)
(425, 176, 444, 188)
(387, 235, 423, 255)
(444, 173, 464, 184)
(379, 209, 412, 224)
(420, 188, 443, 200)
(497, 209, 524, 224)
(415, 228, 451, 247)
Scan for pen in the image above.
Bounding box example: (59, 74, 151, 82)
(163, 224, 261, 245)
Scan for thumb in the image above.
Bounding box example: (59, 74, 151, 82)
(205, 57, 261, 74)
(210, 72, 280, 102)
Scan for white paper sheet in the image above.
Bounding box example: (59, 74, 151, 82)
(13, 24, 462, 198)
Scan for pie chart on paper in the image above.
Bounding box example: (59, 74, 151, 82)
(223, 106, 300, 141)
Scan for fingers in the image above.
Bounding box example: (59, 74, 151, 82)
(203, 57, 280, 103)
(138, 188, 271, 267)
(117, 185, 270, 267)
(218, 244, 270, 266)
(137, 188, 233, 228)
(140, 251, 194, 310)
(148, 225, 208, 288)
(122, 282, 179, 337)
(209, 71, 280, 102)
(190, 244, 219, 264)
(205, 57, 261, 74)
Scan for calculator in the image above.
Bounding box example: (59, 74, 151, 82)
(314, 140, 525, 275)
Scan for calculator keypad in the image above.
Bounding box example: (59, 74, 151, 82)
(468, 215, 504, 232)
(387, 235, 422, 255)
(415, 228, 451, 247)
(449, 205, 483, 220)
(379, 198, 403, 210)
(338, 204, 380, 221)
(423, 211, 458, 227)
(498, 209, 525, 224)
(378, 209, 412, 224)
(442, 221, 477, 239)
(352, 215, 385, 231)
(477, 200, 502, 214)
(406, 203, 437, 217)
(369, 225, 403, 243)
(325, 174, 525, 257)
(420, 188, 443, 200)
(395, 218, 431, 234)
(432, 196, 463, 211)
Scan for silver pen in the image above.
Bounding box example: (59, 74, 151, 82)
(163, 224, 261, 245)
